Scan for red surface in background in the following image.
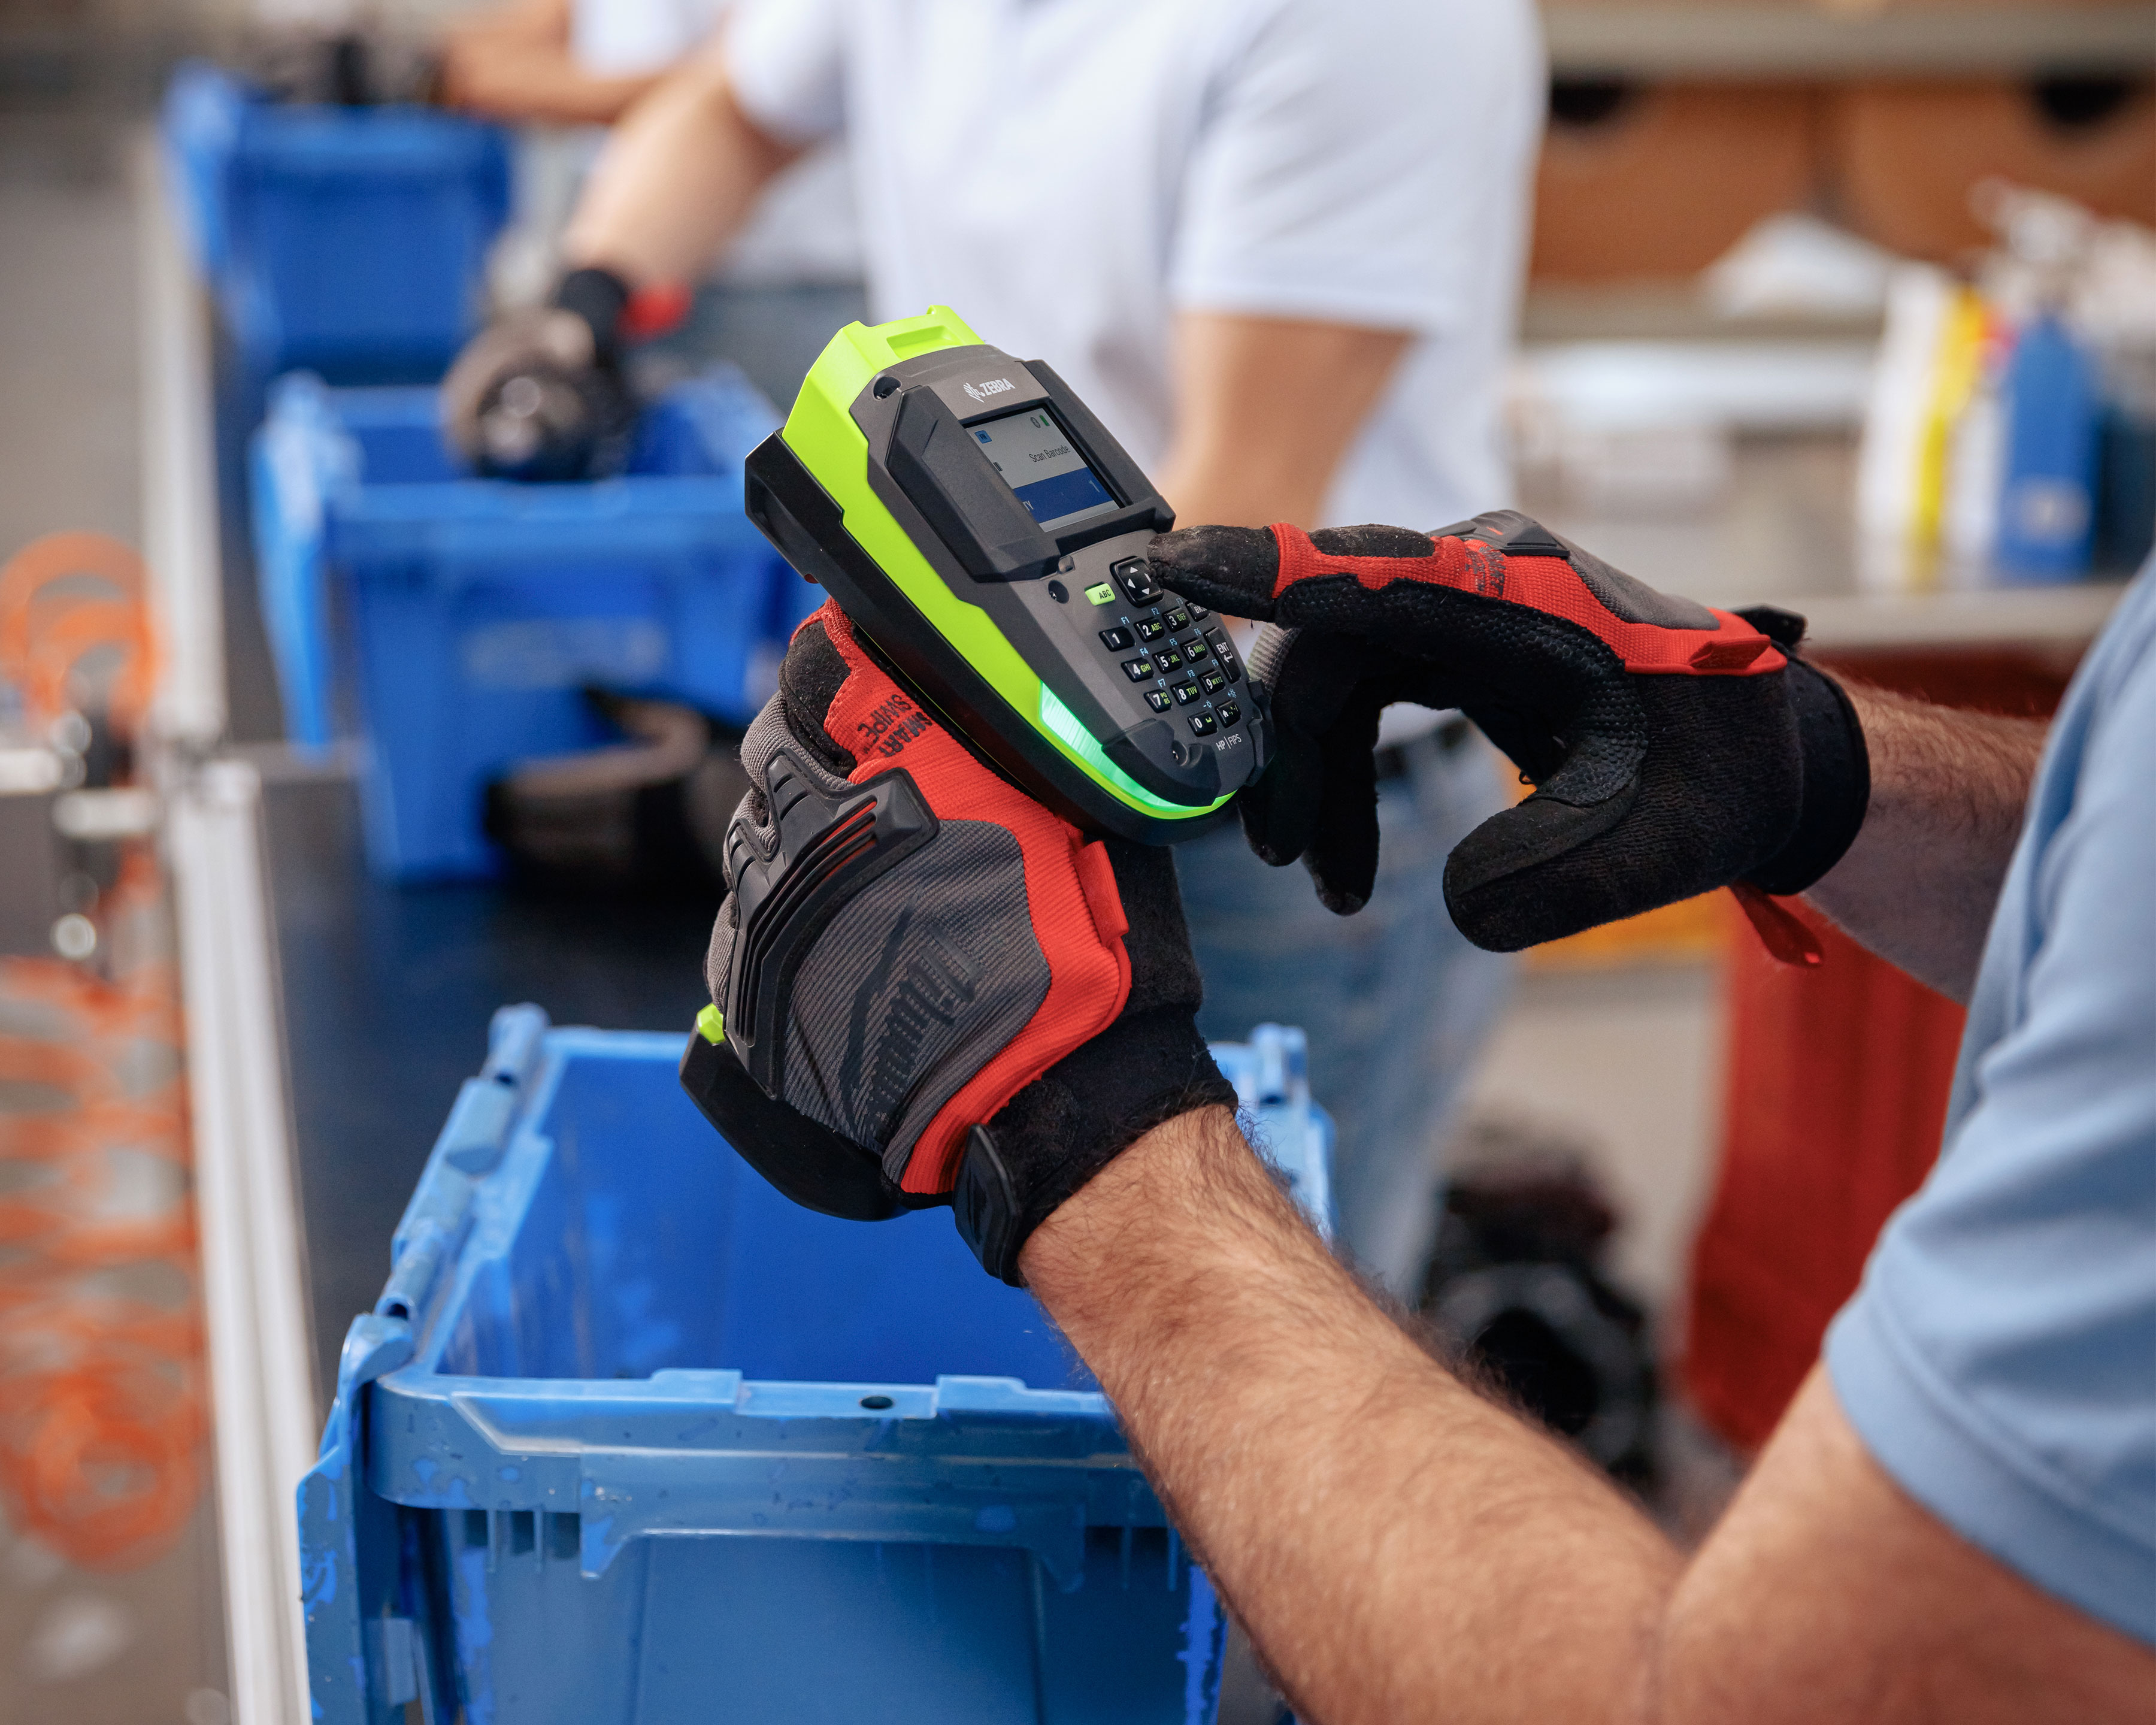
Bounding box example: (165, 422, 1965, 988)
(1681, 646, 2080, 1453)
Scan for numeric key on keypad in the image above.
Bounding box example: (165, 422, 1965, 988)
(1100, 627, 1133, 651)
(1182, 635, 1210, 661)
(1170, 681, 1201, 705)
(1188, 712, 1218, 737)
(1164, 608, 1189, 631)
(1144, 689, 1172, 712)
(1135, 616, 1166, 643)
(1122, 657, 1155, 682)
(1200, 670, 1227, 695)
(1155, 646, 1184, 672)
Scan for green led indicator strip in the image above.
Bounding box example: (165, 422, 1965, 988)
(1035, 686, 1208, 818)
(780, 307, 1228, 825)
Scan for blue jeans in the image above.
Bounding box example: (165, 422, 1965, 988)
(1181, 728, 1515, 1294)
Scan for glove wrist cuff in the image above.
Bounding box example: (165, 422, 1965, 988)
(1746, 658, 1871, 897)
(955, 1007, 1236, 1284)
(551, 266, 633, 362)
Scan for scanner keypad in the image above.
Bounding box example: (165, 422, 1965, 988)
(1082, 567, 1256, 769)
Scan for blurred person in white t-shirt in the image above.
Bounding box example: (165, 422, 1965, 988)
(441, 0, 863, 398)
(450, 0, 1545, 1293)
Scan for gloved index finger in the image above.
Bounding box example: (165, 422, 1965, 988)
(1144, 525, 1283, 619)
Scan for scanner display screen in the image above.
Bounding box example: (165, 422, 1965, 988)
(973, 408, 1118, 532)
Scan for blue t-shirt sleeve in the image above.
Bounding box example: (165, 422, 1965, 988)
(1827, 579, 2156, 1649)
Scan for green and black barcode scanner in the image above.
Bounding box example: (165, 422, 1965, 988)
(743, 306, 1273, 843)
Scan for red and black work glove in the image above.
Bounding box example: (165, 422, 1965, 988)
(682, 601, 1235, 1282)
(1147, 510, 1869, 957)
(441, 267, 673, 482)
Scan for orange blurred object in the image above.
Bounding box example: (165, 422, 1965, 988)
(0, 534, 203, 1570)
(1681, 647, 2079, 1453)
(1527, 890, 1732, 970)
(0, 530, 159, 732)
(1685, 898, 1966, 1451)
(1831, 79, 2156, 263)
(1533, 83, 1824, 283)
(0, 860, 204, 1570)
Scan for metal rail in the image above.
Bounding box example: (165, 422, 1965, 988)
(137, 134, 319, 1725)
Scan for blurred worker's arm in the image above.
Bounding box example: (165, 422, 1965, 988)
(438, 0, 664, 126)
(1805, 687, 2045, 1003)
(444, 14, 825, 477)
(1155, 0, 1532, 532)
(560, 42, 802, 288)
(1021, 1109, 2156, 1725)
(1155, 313, 1408, 529)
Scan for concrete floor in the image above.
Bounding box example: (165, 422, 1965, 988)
(1462, 961, 1728, 1317)
(0, 175, 139, 556)
(0, 114, 231, 1725)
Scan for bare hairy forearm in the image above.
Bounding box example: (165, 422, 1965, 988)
(1024, 1107, 1679, 1725)
(1022, 1109, 2156, 1725)
(561, 49, 799, 288)
(1155, 313, 1409, 529)
(1806, 684, 2047, 1004)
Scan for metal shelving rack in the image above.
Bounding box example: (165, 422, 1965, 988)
(1543, 3, 2156, 78)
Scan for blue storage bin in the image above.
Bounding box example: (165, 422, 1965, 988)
(161, 60, 510, 380)
(251, 367, 795, 880)
(299, 1010, 1331, 1725)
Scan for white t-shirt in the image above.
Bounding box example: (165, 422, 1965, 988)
(724, 0, 1543, 529)
(572, 0, 727, 75)
(570, 0, 864, 285)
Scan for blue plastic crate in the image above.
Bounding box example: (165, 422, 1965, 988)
(251, 367, 800, 879)
(161, 61, 510, 380)
(299, 1010, 1331, 1725)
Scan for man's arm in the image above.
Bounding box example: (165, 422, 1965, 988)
(1022, 1109, 2156, 1725)
(1805, 685, 2047, 1004)
(1154, 312, 1409, 528)
(438, 0, 664, 126)
(559, 44, 801, 288)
